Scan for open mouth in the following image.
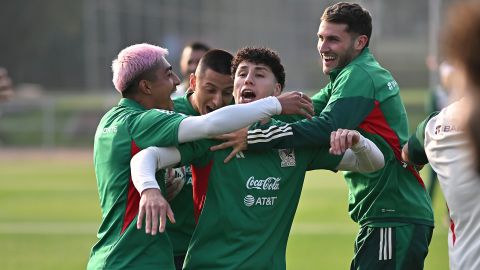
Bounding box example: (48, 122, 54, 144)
(240, 89, 256, 103)
(206, 105, 215, 113)
(322, 54, 336, 64)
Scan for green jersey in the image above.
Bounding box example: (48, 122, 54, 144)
(247, 48, 434, 227)
(165, 93, 198, 256)
(88, 98, 187, 270)
(178, 119, 342, 270)
(406, 111, 439, 165)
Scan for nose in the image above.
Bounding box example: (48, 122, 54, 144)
(318, 39, 327, 54)
(245, 72, 254, 85)
(173, 72, 181, 86)
(212, 92, 223, 107)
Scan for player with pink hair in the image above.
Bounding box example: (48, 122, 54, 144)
(88, 43, 314, 269)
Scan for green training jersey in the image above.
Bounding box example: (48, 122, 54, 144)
(407, 111, 439, 165)
(165, 93, 199, 256)
(178, 119, 342, 270)
(88, 98, 187, 270)
(247, 48, 434, 227)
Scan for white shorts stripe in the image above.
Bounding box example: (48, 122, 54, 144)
(388, 227, 392, 259)
(379, 228, 384, 260)
(383, 228, 388, 260)
(379, 227, 393, 261)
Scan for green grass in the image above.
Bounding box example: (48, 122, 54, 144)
(0, 156, 448, 269)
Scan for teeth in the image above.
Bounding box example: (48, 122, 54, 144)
(323, 55, 336, 60)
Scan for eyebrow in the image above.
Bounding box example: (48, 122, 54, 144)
(238, 65, 269, 72)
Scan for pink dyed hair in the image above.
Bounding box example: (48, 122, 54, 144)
(112, 43, 169, 93)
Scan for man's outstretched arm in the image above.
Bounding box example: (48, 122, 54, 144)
(247, 96, 376, 150)
(178, 91, 313, 143)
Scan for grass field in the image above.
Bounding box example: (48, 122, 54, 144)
(0, 149, 449, 269)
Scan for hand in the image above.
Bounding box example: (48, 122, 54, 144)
(401, 143, 425, 171)
(137, 188, 175, 235)
(165, 167, 186, 201)
(277, 91, 314, 119)
(210, 127, 248, 163)
(401, 143, 410, 163)
(329, 129, 360, 155)
(0, 67, 13, 101)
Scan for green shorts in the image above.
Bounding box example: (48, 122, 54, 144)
(350, 224, 433, 270)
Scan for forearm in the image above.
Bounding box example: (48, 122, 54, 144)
(248, 112, 336, 149)
(336, 135, 385, 172)
(178, 96, 281, 143)
(247, 97, 375, 150)
(130, 146, 181, 194)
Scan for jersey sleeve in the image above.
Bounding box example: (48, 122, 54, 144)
(129, 109, 187, 149)
(305, 147, 343, 171)
(407, 111, 439, 165)
(177, 139, 215, 167)
(247, 68, 376, 150)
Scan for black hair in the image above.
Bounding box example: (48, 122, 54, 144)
(321, 2, 372, 47)
(231, 47, 285, 90)
(196, 49, 233, 76)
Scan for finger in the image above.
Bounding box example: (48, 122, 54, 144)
(352, 131, 360, 145)
(167, 206, 176, 224)
(330, 131, 337, 154)
(301, 100, 315, 116)
(223, 150, 238, 163)
(340, 129, 348, 153)
(151, 206, 159, 235)
(137, 205, 145, 229)
(212, 134, 231, 141)
(301, 94, 312, 103)
(346, 132, 354, 149)
(157, 206, 166, 234)
(297, 108, 313, 120)
(210, 141, 235, 151)
(145, 207, 152, 234)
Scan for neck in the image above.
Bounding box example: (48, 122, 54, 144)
(128, 95, 153, 109)
(188, 93, 201, 114)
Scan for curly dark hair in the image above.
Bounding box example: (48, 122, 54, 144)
(321, 2, 372, 47)
(231, 47, 285, 90)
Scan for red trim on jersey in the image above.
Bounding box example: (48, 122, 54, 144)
(358, 100, 425, 188)
(191, 160, 214, 223)
(121, 140, 142, 234)
(450, 218, 456, 245)
(447, 205, 456, 246)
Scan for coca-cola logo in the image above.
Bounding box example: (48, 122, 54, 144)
(245, 176, 280, 190)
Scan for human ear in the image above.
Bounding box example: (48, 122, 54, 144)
(273, 83, 282, 96)
(189, 73, 197, 92)
(139, 80, 152, 95)
(355, 35, 368, 50)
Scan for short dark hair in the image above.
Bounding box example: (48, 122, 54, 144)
(196, 49, 233, 76)
(231, 47, 285, 91)
(321, 2, 372, 47)
(187, 41, 210, 52)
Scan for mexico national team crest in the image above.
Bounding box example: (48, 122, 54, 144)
(279, 149, 296, 167)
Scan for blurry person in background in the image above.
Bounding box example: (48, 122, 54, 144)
(0, 67, 13, 101)
(401, 1, 480, 269)
(172, 42, 210, 98)
(442, 0, 480, 168)
(424, 56, 454, 200)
